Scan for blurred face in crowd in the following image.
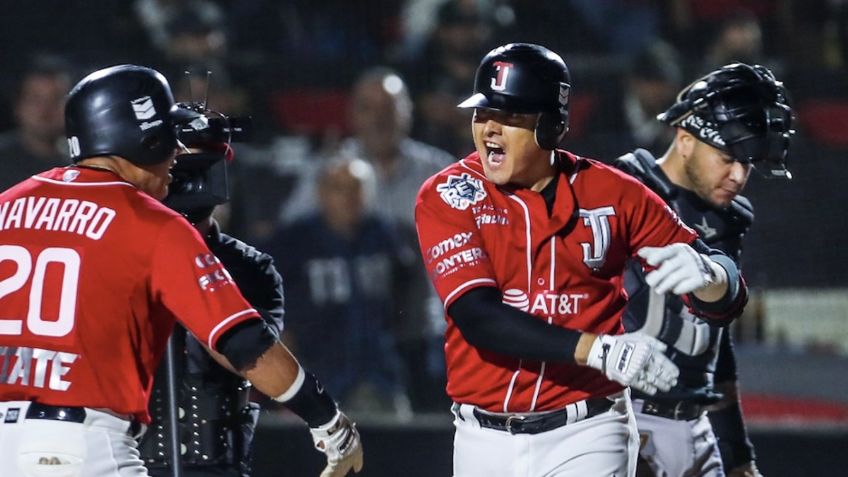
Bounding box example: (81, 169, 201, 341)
(318, 159, 373, 235)
(350, 74, 412, 158)
(472, 108, 552, 190)
(716, 20, 762, 63)
(15, 72, 70, 142)
(676, 129, 751, 208)
(630, 77, 679, 117)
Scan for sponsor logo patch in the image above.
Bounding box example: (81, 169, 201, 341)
(436, 173, 486, 210)
(616, 343, 636, 373)
(62, 170, 80, 182)
(131, 96, 156, 120)
(4, 408, 20, 423)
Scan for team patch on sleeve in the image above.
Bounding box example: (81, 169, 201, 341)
(194, 252, 235, 291)
(436, 173, 486, 210)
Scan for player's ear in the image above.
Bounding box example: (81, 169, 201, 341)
(674, 128, 696, 159)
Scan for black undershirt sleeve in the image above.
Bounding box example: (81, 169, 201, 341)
(447, 287, 582, 363)
(216, 319, 278, 371)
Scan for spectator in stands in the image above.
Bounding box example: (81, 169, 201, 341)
(0, 55, 71, 191)
(405, 0, 506, 157)
(582, 41, 684, 159)
(701, 10, 771, 73)
(267, 156, 413, 418)
(278, 67, 453, 412)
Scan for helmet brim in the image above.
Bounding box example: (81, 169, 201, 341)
(170, 104, 202, 125)
(458, 92, 551, 115)
(457, 93, 488, 109)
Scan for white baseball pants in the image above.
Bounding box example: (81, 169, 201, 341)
(0, 401, 149, 477)
(632, 401, 725, 477)
(452, 390, 639, 477)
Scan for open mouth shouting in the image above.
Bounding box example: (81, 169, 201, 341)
(485, 141, 506, 169)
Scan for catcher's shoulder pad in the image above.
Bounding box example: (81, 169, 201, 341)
(613, 148, 675, 200)
(728, 194, 754, 229)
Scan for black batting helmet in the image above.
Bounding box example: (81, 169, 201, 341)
(458, 43, 571, 150)
(658, 63, 795, 178)
(65, 65, 200, 165)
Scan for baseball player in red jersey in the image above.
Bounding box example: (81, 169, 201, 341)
(414, 43, 748, 477)
(0, 65, 362, 477)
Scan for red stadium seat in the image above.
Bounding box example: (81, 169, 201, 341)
(795, 99, 848, 149)
(270, 89, 351, 135)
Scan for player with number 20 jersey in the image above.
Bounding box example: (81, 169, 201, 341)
(0, 166, 259, 423)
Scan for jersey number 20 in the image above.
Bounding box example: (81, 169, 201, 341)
(0, 245, 79, 338)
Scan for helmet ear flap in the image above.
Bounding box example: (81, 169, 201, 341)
(535, 112, 567, 150)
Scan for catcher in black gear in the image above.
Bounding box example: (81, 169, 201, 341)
(615, 63, 794, 477)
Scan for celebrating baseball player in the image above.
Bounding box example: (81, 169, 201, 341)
(414, 43, 748, 477)
(615, 63, 794, 477)
(0, 65, 362, 477)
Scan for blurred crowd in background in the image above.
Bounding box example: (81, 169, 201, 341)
(1, 0, 847, 418)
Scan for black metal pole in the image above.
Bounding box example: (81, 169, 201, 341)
(163, 335, 183, 477)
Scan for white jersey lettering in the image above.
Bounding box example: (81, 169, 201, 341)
(579, 207, 616, 269)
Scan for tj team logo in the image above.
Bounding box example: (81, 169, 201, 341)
(437, 173, 487, 210)
(579, 206, 616, 270)
(490, 61, 513, 91)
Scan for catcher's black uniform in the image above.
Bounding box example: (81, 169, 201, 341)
(616, 149, 756, 471)
(140, 220, 285, 477)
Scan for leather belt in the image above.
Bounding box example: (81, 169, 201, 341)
(472, 398, 614, 435)
(25, 402, 87, 423)
(638, 399, 704, 421)
(25, 402, 144, 437)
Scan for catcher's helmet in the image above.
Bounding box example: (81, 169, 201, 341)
(658, 63, 794, 178)
(65, 65, 200, 165)
(459, 43, 571, 150)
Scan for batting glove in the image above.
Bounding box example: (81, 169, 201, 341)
(309, 410, 364, 477)
(638, 243, 725, 295)
(586, 333, 679, 395)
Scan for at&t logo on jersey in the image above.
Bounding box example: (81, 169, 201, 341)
(501, 289, 529, 311)
(502, 289, 587, 316)
(437, 173, 486, 210)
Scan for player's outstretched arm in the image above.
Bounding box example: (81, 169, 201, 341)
(576, 332, 679, 395)
(210, 325, 363, 477)
(637, 241, 747, 324)
(637, 243, 728, 299)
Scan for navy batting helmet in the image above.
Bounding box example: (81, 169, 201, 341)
(65, 65, 200, 165)
(658, 63, 795, 178)
(458, 43, 571, 150)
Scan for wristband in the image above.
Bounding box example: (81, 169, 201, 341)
(273, 368, 337, 428)
(272, 365, 305, 402)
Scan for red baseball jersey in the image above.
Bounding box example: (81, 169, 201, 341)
(0, 167, 260, 422)
(415, 151, 697, 413)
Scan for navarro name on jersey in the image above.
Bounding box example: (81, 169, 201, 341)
(0, 196, 116, 240)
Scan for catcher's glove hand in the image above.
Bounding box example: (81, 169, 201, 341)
(309, 410, 364, 477)
(586, 332, 679, 395)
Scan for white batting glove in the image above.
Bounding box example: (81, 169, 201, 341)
(638, 243, 725, 295)
(309, 411, 364, 477)
(586, 333, 679, 395)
